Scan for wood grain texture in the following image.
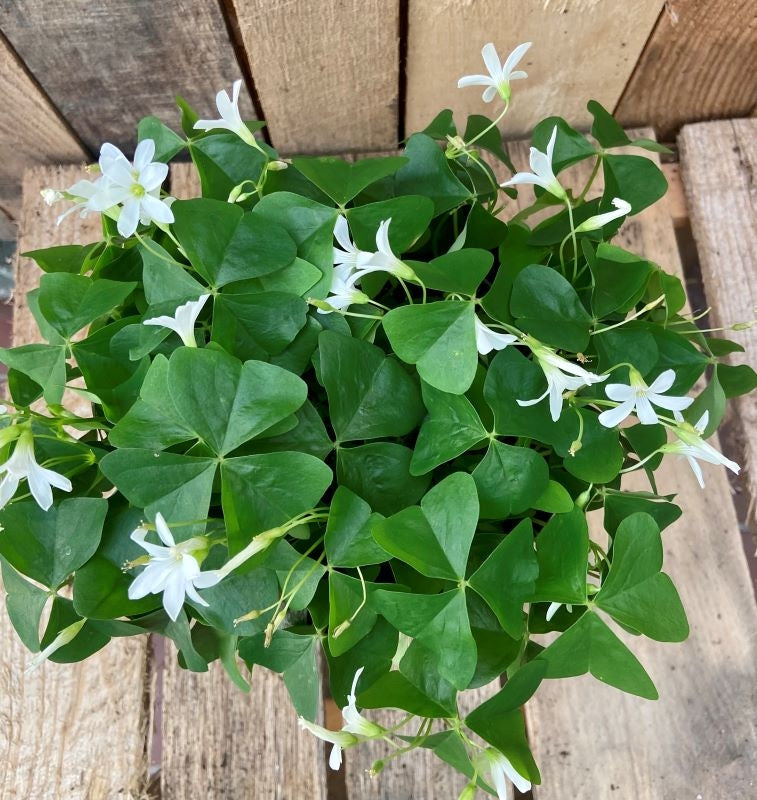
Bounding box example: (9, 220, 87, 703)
(0, 35, 86, 226)
(404, 1, 664, 140)
(0, 165, 150, 800)
(157, 163, 327, 800)
(499, 133, 757, 799)
(229, 0, 400, 154)
(616, 1, 757, 140)
(0, 0, 254, 153)
(679, 118, 757, 516)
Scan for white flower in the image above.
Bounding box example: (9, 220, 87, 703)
(298, 667, 385, 770)
(91, 140, 174, 237)
(318, 271, 370, 315)
(481, 746, 532, 797)
(0, 427, 72, 511)
(475, 315, 518, 355)
(598, 368, 693, 428)
(457, 42, 532, 103)
(333, 215, 373, 274)
(143, 294, 211, 347)
(501, 125, 566, 200)
(127, 513, 221, 621)
(575, 197, 632, 233)
(361, 219, 418, 281)
(194, 79, 257, 147)
(661, 411, 740, 488)
(43, 176, 112, 225)
(517, 338, 607, 422)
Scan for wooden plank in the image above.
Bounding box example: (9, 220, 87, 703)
(616, 2, 757, 141)
(495, 134, 757, 798)
(0, 165, 150, 800)
(228, 0, 399, 154)
(158, 162, 327, 800)
(0, 1, 254, 153)
(679, 118, 757, 515)
(404, 1, 664, 140)
(0, 34, 86, 227)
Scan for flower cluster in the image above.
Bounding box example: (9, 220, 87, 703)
(3, 39, 752, 800)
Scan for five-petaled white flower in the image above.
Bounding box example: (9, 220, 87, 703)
(660, 411, 740, 488)
(480, 746, 532, 797)
(575, 197, 633, 233)
(92, 140, 174, 238)
(362, 219, 418, 281)
(518, 338, 607, 422)
(475, 315, 518, 356)
(194, 79, 258, 147)
(598, 368, 693, 428)
(501, 125, 566, 200)
(143, 294, 211, 347)
(128, 513, 222, 621)
(333, 215, 373, 273)
(0, 426, 72, 511)
(457, 42, 532, 104)
(298, 666, 385, 770)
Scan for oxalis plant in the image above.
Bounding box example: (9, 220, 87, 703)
(2, 41, 755, 797)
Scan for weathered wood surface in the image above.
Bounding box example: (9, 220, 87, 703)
(616, 1, 757, 140)
(0, 165, 150, 800)
(0, 35, 86, 227)
(0, 0, 254, 153)
(230, 0, 400, 154)
(679, 119, 757, 517)
(500, 133, 757, 798)
(404, 0, 664, 140)
(158, 163, 327, 800)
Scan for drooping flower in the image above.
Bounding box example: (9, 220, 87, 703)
(91, 140, 174, 237)
(480, 746, 532, 797)
(517, 338, 607, 422)
(333, 215, 373, 275)
(26, 618, 85, 674)
(127, 513, 222, 622)
(42, 176, 112, 225)
(194, 79, 258, 147)
(362, 219, 418, 281)
(575, 197, 633, 233)
(318, 271, 370, 315)
(598, 368, 693, 428)
(474, 315, 518, 355)
(0, 426, 72, 511)
(143, 294, 211, 347)
(298, 666, 385, 770)
(501, 125, 566, 200)
(660, 411, 740, 488)
(457, 42, 532, 103)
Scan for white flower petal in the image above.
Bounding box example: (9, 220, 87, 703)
(605, 383, 635, 401)
(598, 397, 636, 428)
(502, 41, 531, 79)
(457, 74, 494, 89)
(482, 85, 499, 103)
(117, 199, 142, 238)
(481, 43, 502, 80)
(133, 139, 156, 171)
(647, 369, 676, 394)
(162, 572, 187, 621)
(634, 393, 660, 425)
(154, 513, 176, 547)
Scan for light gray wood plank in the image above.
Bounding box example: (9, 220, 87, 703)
(679, 118, 757, 518)
(0, 1, 254, 152)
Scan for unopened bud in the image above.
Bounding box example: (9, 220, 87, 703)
(732, 321, 755, 331)
(332, 620, 351, 639)
(369, 760, 385, 778)
(568, 440, 582, 456)
(267, 159, 289, 171)
(576, 488, 591, 508)
(458, 784, 477, 800)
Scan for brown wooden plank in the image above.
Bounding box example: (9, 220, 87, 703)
(616, 2, 757, 140)
(494, 134, 757, 798)
(0, 165, 150, 800)
(228, 0, 399, 154)
(157, 163, 327, 800)
(0, 34, 86, 227)
(679, 118, 757, 516)
(404, 1, 664, 140)
(0, 1, 254, 153)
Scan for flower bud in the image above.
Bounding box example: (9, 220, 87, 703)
(457, 784, 477, 800)
(267, 159, 289, 171)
